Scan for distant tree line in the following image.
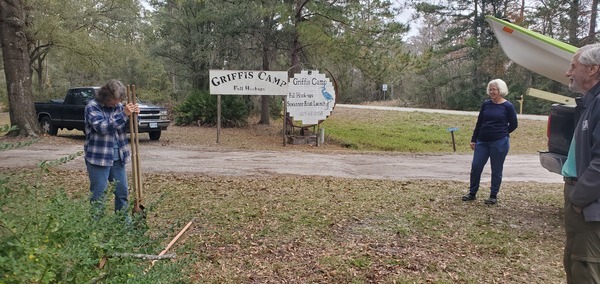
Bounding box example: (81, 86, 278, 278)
(401, 0, 598, 113)
(0, 0, 597, 136)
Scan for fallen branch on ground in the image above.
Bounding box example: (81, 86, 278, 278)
(149, 219, 194, 269)
(111, 252, 176, 260)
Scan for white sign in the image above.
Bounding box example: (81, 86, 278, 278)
(209, 70, 288, 96)
(382, 84, 388, 91)
(287, 70, 336, 125)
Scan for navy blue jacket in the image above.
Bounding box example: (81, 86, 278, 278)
(471, 99, 518, 143)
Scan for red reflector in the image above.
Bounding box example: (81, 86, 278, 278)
(547, 115, 551, 149)
(503, 26, 514, 33)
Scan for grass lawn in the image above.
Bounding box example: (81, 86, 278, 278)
(1, 108, 565, 283)
(321, 108, 547, 154)
(39, 170, 565, 283)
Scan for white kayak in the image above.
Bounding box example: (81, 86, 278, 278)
(485, 16, 578, 86)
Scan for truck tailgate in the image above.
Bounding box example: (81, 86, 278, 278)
(539, 151, 567, 175)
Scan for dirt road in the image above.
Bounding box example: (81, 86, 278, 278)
(0, 106, 559, 183)
(0, 142, 563, 183)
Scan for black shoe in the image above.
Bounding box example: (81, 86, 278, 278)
(462, 194, 476, 201)
(484, 198, 497, 205)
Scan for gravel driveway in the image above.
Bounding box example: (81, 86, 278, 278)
(0, 106, 561, 183)
(0, 142, 563, 183)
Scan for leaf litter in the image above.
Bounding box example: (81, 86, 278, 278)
(35, 169, 566, 283)
(1, 110, 565, 283)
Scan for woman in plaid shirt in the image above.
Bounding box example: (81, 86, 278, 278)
(84, 80, 139, 218)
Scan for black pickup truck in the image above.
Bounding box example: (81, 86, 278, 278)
(35, 87, 170, 140)
(538, 102, 579, 175)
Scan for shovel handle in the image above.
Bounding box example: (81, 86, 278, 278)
(128, 85, 144, 214)
(132, 85, 143, 204)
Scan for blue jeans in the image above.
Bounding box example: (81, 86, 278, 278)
(469, 136, 510, 198)
(86, 160, 129, 213)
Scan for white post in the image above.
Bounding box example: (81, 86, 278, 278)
(319, 127, 325, 145)
(217, 94, 221, 143)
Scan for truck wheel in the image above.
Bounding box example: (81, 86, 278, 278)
(149, 131, 161, 141)
(40, 116, 58, 136)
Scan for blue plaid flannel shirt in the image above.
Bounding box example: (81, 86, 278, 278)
(84, 99, 130, 166)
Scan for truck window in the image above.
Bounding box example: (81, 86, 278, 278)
(66, 89, 95, 105)
(78, 89, 95, 105)
(64, 91, 76, 104)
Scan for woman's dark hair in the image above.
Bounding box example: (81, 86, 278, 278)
(96, 79, 126, 105)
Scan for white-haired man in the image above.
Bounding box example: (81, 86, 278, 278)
(562, 43, 600, 283)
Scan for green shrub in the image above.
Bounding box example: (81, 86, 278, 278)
(174, 90, 251, 127)
(0, 170, 187, 283)
(269, 96, 284, 120)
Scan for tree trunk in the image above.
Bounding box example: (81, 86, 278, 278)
(0, 0, 41, 137)
(568, 0, 580, 45)
(290, 0, 306, 77)
(285, 0, 307, 131)
(30, 43, 49, 96)
(588, 0, 598, 44)
(35, 56, 44, 95)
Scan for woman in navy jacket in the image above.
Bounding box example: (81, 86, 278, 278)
(462, 79, 518, 205)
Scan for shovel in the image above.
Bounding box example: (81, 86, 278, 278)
(127, 85, 145, 215)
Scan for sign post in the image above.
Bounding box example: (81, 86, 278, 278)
(217, 95, 221, 143)
(447, 127, 459, 152)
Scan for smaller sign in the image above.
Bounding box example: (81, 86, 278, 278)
(382, 84, 388, 91)
(287, 70, 336, 125)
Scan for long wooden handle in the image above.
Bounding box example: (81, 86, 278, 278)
(127, 86, 139, 205)
(150, 219, 194, 267)
(128, 85, 143, 214)
(131, 85, 143, 204)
